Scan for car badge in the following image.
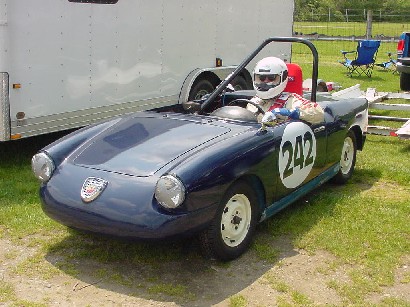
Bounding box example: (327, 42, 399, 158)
(81, 177, 108, 203)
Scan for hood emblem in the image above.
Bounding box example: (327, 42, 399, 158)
(81, 177, 108, 203)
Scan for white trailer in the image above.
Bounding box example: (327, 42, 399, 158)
(0, 0, 294, 141)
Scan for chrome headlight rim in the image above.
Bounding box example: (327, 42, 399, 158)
(154, 174, 186, 209)
(31, 152, 55, 183)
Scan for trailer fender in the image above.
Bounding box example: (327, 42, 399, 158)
(178, 67, 252, 104)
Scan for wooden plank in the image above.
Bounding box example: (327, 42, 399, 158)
(366, 125, 397, 137)
(386, 92, 410, 100)
(368, 115, 410, 122)
(396, 120, 410, 139)
(369, 103, 410, 111)
(367, 120, 410, 139)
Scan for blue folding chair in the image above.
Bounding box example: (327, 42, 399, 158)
(339, 40, 381, 77)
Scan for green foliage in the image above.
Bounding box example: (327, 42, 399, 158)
(294, 22, 410, 38)
(295, 0, 410, 22)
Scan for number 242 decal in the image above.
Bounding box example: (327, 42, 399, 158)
(282, 131, 314, 178)
(279, 122, 317, 189)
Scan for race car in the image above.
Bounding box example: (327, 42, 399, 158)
(32, 37, 368, 261)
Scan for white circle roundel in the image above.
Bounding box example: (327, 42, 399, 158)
(279, 122, 317, 189)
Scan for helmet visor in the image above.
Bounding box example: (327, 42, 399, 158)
(254, 73, 281, 91)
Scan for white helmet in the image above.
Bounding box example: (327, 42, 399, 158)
(253, 57, 288, 99)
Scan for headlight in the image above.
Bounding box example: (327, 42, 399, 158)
(31, 152, 55, 183)
(155, 175, 186, 209)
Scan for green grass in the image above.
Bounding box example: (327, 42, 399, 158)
(294, 21, 410, 38)
(264, 273, 314, 306)
(0, 280, 16, 302)
(0, 162, 59, 240)
(229, 294, 248, 307)
(293, 40, 403, 92)
(147, 283, 194, 299)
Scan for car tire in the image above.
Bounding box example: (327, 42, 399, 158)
(331, 130, 357, 184)
(199, 180, 259, 261)
(400, 72, 410, 91)
(188, 79, 215, 101)
(231, 75, 250, 91)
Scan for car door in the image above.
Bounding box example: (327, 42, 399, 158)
(272, 119, 328, 201)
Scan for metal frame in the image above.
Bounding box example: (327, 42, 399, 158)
(200, 37, 319, 113)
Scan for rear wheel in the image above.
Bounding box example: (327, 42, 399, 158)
(188, 79, 215, 101)
(400, 72, 410, 91)
(331, 130, 357, 184)
(199, 180, 259, 261)
(231, 75, 250, 91)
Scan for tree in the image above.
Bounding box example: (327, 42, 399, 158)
(294, 0, 408, 22)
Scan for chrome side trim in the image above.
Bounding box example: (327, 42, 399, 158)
(0, 72, 10, 141)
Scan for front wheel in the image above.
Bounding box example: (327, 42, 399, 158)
(331, 130, 357, 184)
(199, 181, 259, 261)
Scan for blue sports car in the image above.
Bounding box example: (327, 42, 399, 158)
(32, 38, 368, 260)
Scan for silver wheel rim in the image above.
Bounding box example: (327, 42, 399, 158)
(234, 84, 244, 91)
(221, 194, 252, 247)
(193, 89, 209, 100)
(340, 136, 354, 175)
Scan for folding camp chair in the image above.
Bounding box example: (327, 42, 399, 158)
(339, 40, 381, 77)
(376, 52, 398, 74)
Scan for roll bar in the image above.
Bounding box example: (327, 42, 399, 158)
(199, 37, 319, 114)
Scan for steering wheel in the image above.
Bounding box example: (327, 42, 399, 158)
(227, 99, 265, 115)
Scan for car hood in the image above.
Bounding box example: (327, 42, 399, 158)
(72, 113, 231, 177)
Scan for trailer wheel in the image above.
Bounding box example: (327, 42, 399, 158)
(231, 75, 250, 91)
(189, 79, 215, 101)
(400, 72, 410, 91)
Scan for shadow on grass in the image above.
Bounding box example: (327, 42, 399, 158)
(351, 167, 383, 187)
(401, 143, 410, 153)
(338, 74, 386, 82)
(44, 230, 290, 306)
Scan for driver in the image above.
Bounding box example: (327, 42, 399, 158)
(247, 57, 324, 125)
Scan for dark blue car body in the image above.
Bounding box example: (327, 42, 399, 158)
(39, 97, 366, 233)
(33, 37, 368, 260)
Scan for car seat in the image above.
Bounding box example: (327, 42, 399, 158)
(284, 63, 303, 95)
